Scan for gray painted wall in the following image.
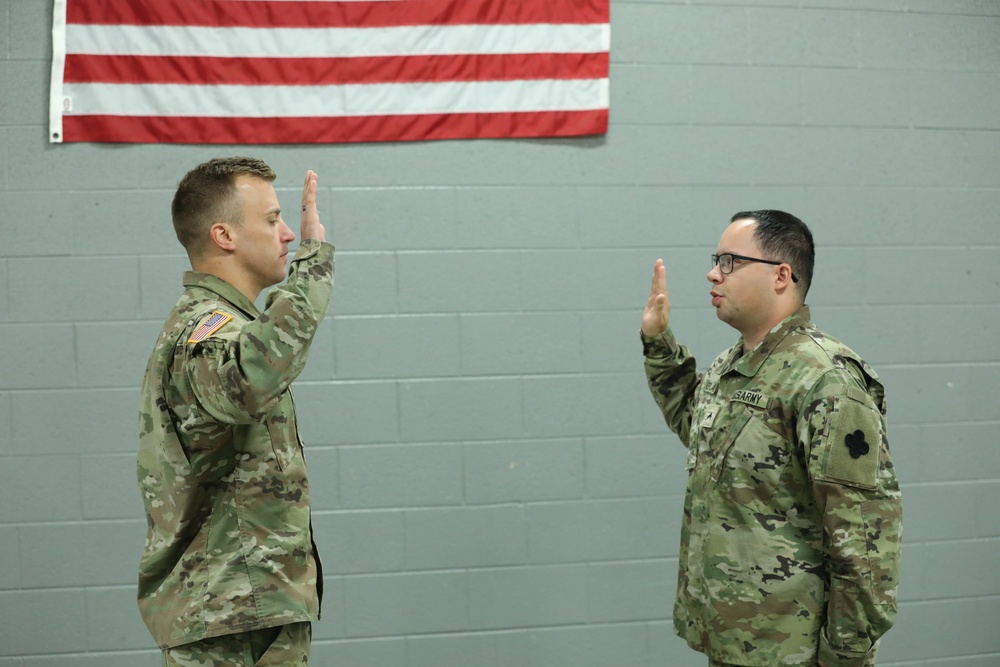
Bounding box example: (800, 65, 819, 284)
(1, 0, 999, 665)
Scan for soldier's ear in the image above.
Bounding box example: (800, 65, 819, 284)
(774, 262, 794, 290)
(209, 222, 237, 252)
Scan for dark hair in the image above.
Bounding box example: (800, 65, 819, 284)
(730, 209, 815, 296)
(171, 156, 276, 256)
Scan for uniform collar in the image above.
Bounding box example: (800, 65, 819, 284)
(182, 271, 260, 318)
(725, 305, 811, 377)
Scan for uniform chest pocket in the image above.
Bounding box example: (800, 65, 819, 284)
(714, 406, 792, 509)
(685, 404, 714, 472)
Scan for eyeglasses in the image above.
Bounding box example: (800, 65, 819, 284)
(711, 253, 798, 283)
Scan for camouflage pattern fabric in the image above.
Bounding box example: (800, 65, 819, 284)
(138, 240, 334, 649)
(643, 306, 901, 667)
(162, 622, 311, 666)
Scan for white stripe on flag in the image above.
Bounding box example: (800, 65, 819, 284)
(49, 0, 69, 140)
(62, 78, 611, 117)
(66, 23, 611, 58)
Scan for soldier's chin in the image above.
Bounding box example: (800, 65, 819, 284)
(714, 308, 735, 327)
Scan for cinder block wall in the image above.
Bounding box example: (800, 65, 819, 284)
(2, 1, 999, 665)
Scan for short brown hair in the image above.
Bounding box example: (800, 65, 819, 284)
(171, 157, 276, 256)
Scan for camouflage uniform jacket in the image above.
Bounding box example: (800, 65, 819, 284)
(137, 239, 334, 649)
(642, 306, 901, 667)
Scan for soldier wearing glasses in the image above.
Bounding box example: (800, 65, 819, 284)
(640, 211, 901, 667)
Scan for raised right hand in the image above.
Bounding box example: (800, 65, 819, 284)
(299, 170, 327, 243)
(641, 258, 670, 337)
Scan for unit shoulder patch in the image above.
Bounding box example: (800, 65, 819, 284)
(822, 388, 881, 489)
(844, 429, 870, 459)
(187, 311, 233, 344)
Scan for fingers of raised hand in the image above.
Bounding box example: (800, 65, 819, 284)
(301, 170, 318, 210)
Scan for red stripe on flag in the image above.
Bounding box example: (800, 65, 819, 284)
(64, 53, 610, 86)
(67, 0, 609, 28)
(60, 110, 608, 144)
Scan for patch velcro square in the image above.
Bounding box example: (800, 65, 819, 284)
(823, 386, 881, 490)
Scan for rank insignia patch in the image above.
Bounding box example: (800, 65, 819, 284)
(188, 311, 232, 343)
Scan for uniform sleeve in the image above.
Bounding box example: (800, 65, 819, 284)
(801, 366, 902, 667)
(642, 327, 702, 446)
(185, 240, 335, 424)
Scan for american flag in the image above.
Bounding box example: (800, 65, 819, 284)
(49, 0, 610, 144)
(187, 312, 233, 343)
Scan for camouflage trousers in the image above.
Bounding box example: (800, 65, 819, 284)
(708, 661, 819, 667)
(162, 622, 311, 666)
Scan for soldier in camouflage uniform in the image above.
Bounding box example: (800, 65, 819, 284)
(138, 157, 334, 665)
(640, 211, 901, 667)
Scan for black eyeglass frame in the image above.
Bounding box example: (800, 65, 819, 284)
(711, 253, 799, 283)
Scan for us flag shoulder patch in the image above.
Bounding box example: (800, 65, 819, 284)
(187, 311, 233, 344)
